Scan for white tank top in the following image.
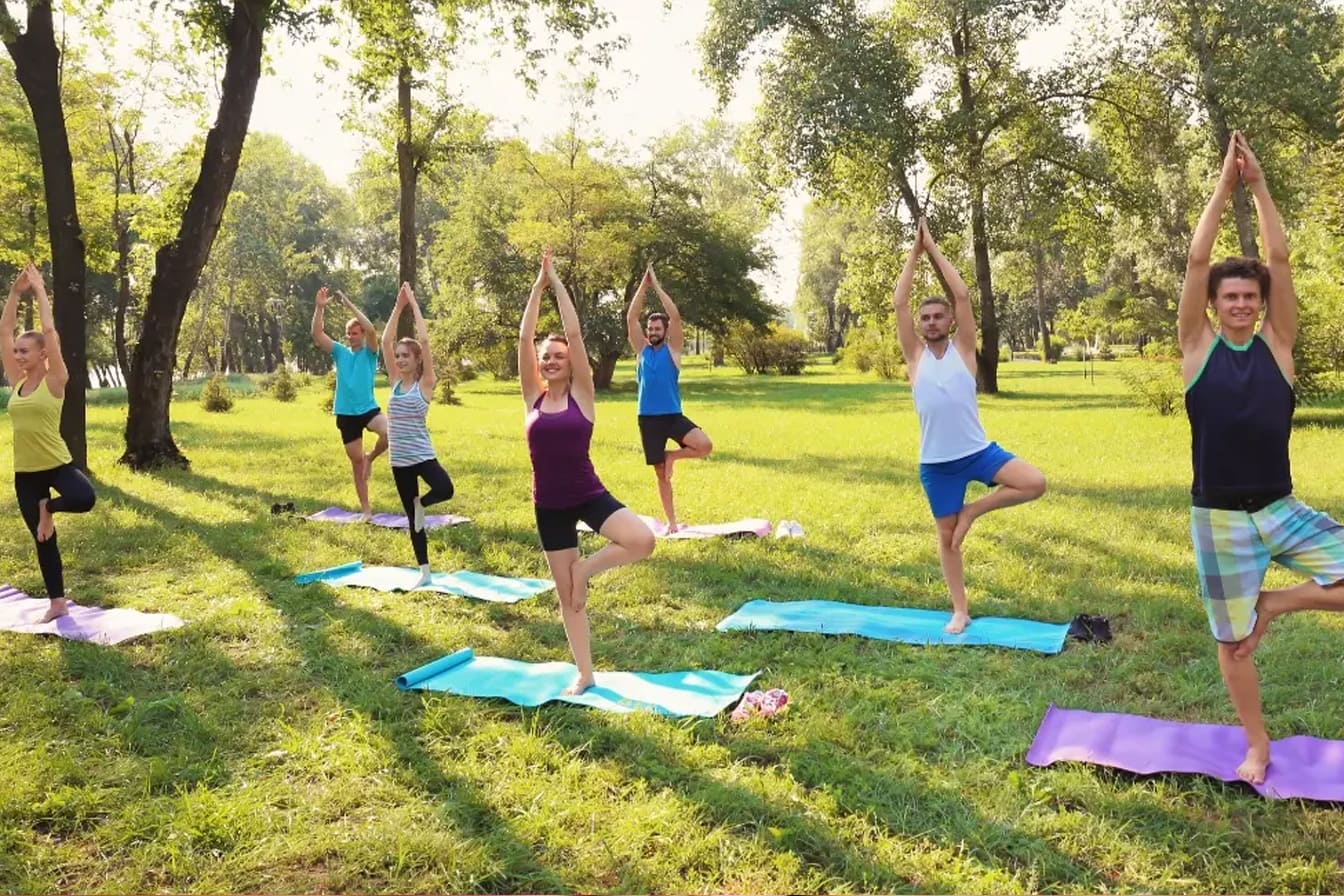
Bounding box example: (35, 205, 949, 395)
(911, 346, 988, 463)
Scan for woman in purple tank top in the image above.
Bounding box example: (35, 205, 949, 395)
(519, 249, 654, 695)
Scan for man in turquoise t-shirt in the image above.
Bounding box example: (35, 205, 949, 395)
(312, 286, 388, 521)
(625, 265, 713, 533)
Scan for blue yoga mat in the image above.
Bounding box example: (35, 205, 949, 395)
(716, 599, 1070, 654)
(296, 562, 553, 603)
(397, 647, 760, 716)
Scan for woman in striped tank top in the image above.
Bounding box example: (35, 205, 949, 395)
(3, 263, 96, 622)
(381, 283, 454, 587)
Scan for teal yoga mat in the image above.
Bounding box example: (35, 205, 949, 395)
(296, 562, 553, 603)
(716, 599, 1070, 654)
(397, 648, 760, 716)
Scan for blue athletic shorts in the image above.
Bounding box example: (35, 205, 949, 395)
(918, 442, 1015, 519)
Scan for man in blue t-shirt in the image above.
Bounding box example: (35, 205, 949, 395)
(625, 265, 713, 533)
(312, 286, 388, 521)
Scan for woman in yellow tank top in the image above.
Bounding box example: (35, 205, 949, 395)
(3, 263, 96, 622)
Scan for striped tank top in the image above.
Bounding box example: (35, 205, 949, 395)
(387, 380, 436, 467)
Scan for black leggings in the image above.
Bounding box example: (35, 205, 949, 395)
(392, 460, 454, 566)
(14, 463, 96, 598)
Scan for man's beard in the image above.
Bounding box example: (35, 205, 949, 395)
(649, 334, 664, 345)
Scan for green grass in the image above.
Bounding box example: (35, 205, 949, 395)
(1, 358, 1343, 894)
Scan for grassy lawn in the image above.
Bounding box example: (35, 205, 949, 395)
(1, 359, 1343, 894)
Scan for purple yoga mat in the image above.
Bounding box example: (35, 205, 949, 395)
(1027, 704, 1344, 801)
(305, 506, 472, 530)
(0, 584, 185, 646)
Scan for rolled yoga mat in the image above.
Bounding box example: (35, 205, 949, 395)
(0, 584, 184, 645)
(716, 598, 1072, 654)
(295, 561, 552, 603)
(396, 647, 760, 717)
(305, 506, 472, 530)
(580, 515, 771, 539)
(1026, 704, 1344, 801)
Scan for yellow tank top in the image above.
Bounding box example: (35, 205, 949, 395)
(8, 376, 72, 472)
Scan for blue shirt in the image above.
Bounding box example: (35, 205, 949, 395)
(330, 342, 379, 416)
(637, 344, 682, 415)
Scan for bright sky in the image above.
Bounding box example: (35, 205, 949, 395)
(77, 1, 1086, 309)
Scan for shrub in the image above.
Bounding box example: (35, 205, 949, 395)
(272, 367, 298, 402)
(320, 371, 336, 413)
(722, 324, 810, 375)
(435, 357, 464, 405)
(842, 326, 904, 380)
(1118, 361, 1183, 416)
(1141, 338, 1180, 361)
(201, 374, 234, 413)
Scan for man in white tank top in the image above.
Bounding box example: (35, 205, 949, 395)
(894, 218, 1047, 633)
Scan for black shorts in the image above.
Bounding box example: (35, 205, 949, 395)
(336, 408, 381, 445)
(534, 491, 625, 552)
(638, 413, 699, 465)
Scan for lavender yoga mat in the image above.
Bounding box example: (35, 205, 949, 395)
(580, 515, 771, 539)
(1026, 704, 1344, 801)
(0, 584, 184, 646)
(305, 506, 472, 530)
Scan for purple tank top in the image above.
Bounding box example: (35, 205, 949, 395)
(525, 392, 607, 508)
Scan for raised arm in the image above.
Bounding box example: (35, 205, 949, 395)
(28, 264, 67, 395)
(919, 219, 974, 352)
(626, 268, 649, 354)
(648, 266, 685, 358)
(548, 255, 594, 396)
(893, 231, 924, 368)
(406, 287, 436, 390)
(311, 287, 335, 354)
(518, 255, 547, 408)
(1239, 134, 1296, 350)
(383, 283, 407, 363)
(1179, 135, 1241, 355)
(2, 268, 25, 386)
(337, 290, 378, 349)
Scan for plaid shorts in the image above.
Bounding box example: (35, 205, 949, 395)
(1191, 496, 1344, 642)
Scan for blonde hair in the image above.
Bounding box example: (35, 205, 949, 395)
(16, 330, 45, 350)
(396, 337, 424, 379)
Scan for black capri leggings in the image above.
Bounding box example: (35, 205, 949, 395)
(391, 459, 454, 566)
(14, 463, 96, 598)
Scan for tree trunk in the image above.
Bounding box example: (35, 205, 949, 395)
(592, 352, 620, 390)
(1033, 246, 1052, 362)
(1185, 0, 1258, 257)
(395, 61, 418, 339)
(4, 2, 89, 470)
(111, 123, 137, 383)
(952, 13, 998, 393)
(268, 312, 284, 369)
(121, 0, 271, 469)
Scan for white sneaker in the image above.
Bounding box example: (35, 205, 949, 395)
(774, 521, 790, 538)
(788, 520, 805, 538)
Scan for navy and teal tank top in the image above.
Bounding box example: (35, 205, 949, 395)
(1184, 333, 1294, 507)
(636, 344, 681, 415)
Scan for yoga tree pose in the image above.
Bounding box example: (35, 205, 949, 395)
(894, 218, 1046, 634)
(312, 286, 388, 521)
(1179, 131, 1344, 786)
(625, 264, 712, 533)
(3, 263, 96, 622)
(381, 283, 455, 587)
(521, 249, 654, 695)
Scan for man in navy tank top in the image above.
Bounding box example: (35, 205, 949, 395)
(894, 218, 1047, 634)
(625, 264, 714, 533)
(1179, 132, 1344, 786)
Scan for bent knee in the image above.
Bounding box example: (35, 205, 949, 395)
(632, 530, 656, 558)
(1028, 472, 1047, 499)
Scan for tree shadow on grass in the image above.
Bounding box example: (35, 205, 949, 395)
(87, 482, 572, 892)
